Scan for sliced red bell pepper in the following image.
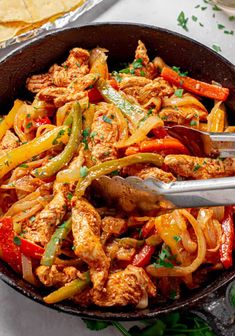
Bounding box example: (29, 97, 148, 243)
(161, 67, 229, 102)
(0, 217, 22, 273)
(220, 206, 234, 269)
(152, 127, 168, 139)
(20, 238, 44, 260)
(88, 87, 103, 103)
(34, 117, 51, 127)
(0, 217, 44, 273)
(125, 138, 189, 156)
(132, 244, 156, 267)
(141, 220, 155, 239)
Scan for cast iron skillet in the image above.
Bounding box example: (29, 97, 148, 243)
(0, 23, 235, 335)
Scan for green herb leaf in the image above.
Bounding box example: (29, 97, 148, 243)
(229, 16, 235, 21)
(19, 163, 29, 168)
(190, 120, 197, 126)
(212, 4, 221, 11)
(192, 15, 198, 22)
(80, 165, 88, 178)
(67, 192, 73, 201)
(13, 236, 21, 246)
(173, 235, 181, 242)
(26, 122, 33, 129)
(52, 129, 65, 145)
(193, 163, 201, 171)
(177, 11, 189, 31)
(82, 319, 110, 331)
(132, 58, 143, 69)
(90, 131, 98, 139)
(217, 23, 225, 29)
(175, 88, 184, 98)
(212, 44, 221, 53)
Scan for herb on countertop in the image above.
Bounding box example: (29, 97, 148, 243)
(82, 312, 215, 335)
(212, 44, 222, 52)
(177, 11, 189, 31)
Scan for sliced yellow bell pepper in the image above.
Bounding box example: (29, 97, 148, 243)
(0, 99, 23, 141)
(0, 125, 69, 180)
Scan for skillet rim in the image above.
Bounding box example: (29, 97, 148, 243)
(0, 22, 235, 320)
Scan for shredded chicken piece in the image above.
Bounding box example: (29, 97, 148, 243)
(159, 106, 207, 124)
(26, 48, 90, 93)
(89, 103, 121, 164)
(92, 265, 156, 308)
(72, 198, 110, 291)
(165, 155, 235, 179)
(133, 41, 157, 79)
(105, 240, 136, 261)
(36, 265, 80, 287)
(101, 216, 127, 244)
(0, 130, 19, 157)
(37, 73, 98, 107)
(24, 190, 67, 246)
(123, 164, 176, 183)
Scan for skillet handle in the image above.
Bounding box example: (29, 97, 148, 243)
(190, 281, 235, 336)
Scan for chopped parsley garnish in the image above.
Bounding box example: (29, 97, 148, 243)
(67, 192, 73, 201)
(26, 122, 33, 129)
(82, 127, 90, 150)
(212, 44, 222, 53)
(76, 62, 81, 67)
(199, 22, 204, 27)
(193, 163, 201, 172)
(111, 71, 122, 83)
(177, 11, 189, 31)
(119, 68, 131, 74)
(19, 163, 29, 168)
(173, 235, 181, 242)
(212, 4, 221, 11)
(132, 58, 143, 69)
(192, 15, 198, 22)
(110, 170, 119, 176)
(52, 129, 65, 145)
(229, 16, 235, 21)
(13, 236, 21, 246)
(217, 23, 225, 30)
(140, 70, 146, 76)
(172, 66, 188, 77)
(169, 289, 177, 300)
(201, 6, 207, 10)
(30, 216, 36, 222)
(153, 246, 176, 269)
(102, 115, 112, 124)
(190, 120, 197, 126)
(224, 30, 234, 35)
(80, 165, 88, 178)
(175, 88, 184, 98)
(195, 4, 200, 8)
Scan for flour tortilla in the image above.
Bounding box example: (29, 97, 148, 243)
(0, 0, 32, 22)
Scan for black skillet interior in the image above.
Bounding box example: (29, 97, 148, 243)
(0, 23, 235, 321)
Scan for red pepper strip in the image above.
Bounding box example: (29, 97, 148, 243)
(0, 217, 21, 273)
(220, 206, 234, 269)
(152, 127, 168, 139)
(88, 87, 103, 103)
(141, 220, 155, 239)
(132, 244, 156, 267)
(20, 238, 44, 260)
(88, 79, 119, 103)
(161, 67, 229, 102)
(34, 117, 51, 127)
(125, 138, 189, 156)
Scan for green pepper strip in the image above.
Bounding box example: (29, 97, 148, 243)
(41, 218, 72, 267)
(75, 153, 163, 197)
(33, 102, 82, 178)
(43, 271, 90, 304)
(97, 79, 146, 132)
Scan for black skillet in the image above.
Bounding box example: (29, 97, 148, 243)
(0, 23, 235, 335)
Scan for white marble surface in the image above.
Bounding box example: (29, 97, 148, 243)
(0, 1, 234, 336)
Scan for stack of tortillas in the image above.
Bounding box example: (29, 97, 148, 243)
(0, 0, 86, 42)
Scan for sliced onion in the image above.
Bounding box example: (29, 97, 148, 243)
(21, 254, 38, 286)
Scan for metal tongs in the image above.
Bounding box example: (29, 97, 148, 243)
(95, 126, 235, 211)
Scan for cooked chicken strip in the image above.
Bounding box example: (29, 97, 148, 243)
(89, 103, 120, 164)
(133, 40, 157, 79)
(92, 265, 156, 308)
(24, 190, 67, 246)
(165, 155, 235, 179)
(123, 163, 176, 183)
(72, 198, 110, 291)
(36, 265, 80, 287)
(26, 48, 90, 93)
(0, 130, 19, 157)
(101, 216, 127, 244)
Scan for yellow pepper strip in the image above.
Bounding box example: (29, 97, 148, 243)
(75, 153, 163, 197)
(115, 115, 163, 148)
(33, 103, 81, 179)
(207, 101, 226, 132)
(41, 218, 72, 267)
(0, 99, 23, 141)
(43, 271, 90, 304)
(89, 48, 109, 79)
(83, 104, 96, 131)
(97, 79, 147, 133)
(0, 125, 69, 180)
